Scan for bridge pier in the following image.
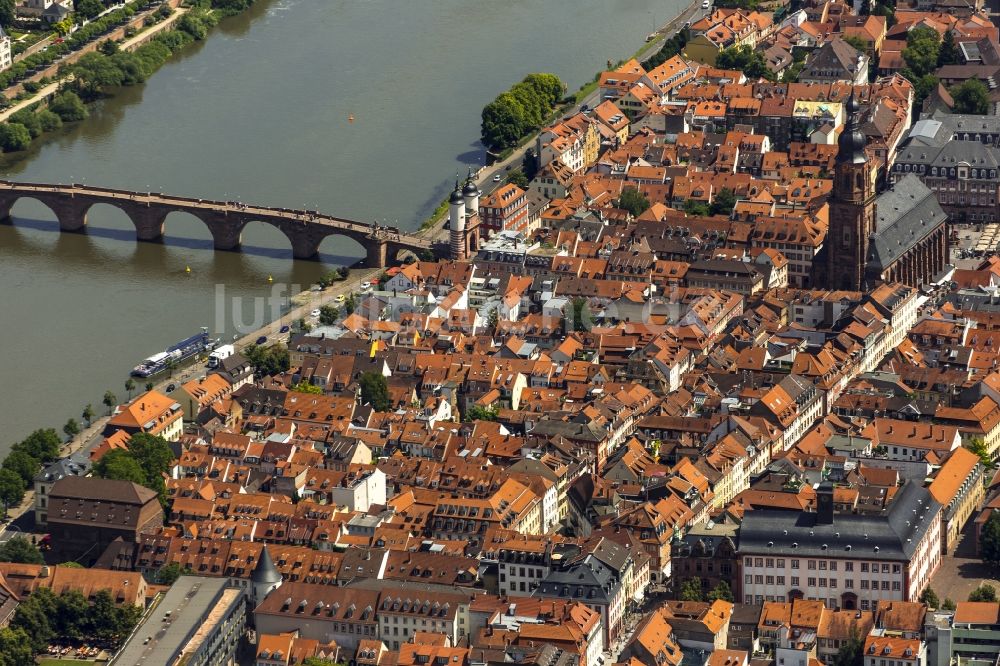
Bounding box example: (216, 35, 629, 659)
(290, 233, 321, 261)
(211, 223, 242, 253)
(55, 205, 88, 233)
(120, 205, 170, 243)
(365, 239, 387, 267)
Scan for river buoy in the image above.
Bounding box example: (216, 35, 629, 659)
(348, 114, 355, 124)
(185, 266, 191, 274)
(267, 274, 274, 283)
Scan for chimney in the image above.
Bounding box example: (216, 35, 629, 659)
(816, 481, 835, 525)
(39, 565, 50, 578)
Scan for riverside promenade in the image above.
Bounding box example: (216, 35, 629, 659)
(0, 265, 380, 538)
(0, 5, 190, 122)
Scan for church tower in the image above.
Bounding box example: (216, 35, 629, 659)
(824, 91, 877, 291)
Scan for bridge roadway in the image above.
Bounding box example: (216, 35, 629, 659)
(0, 180, 437, 265)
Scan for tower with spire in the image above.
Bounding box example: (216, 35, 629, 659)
(449, 168, 482, 260)
(250, 544, 282, 613)
(821, 91, 877, 291)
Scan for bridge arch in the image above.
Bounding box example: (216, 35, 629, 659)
(1, 195, 62, 228)
(317, 233, 367, 265)
(238, 218, 300, 259)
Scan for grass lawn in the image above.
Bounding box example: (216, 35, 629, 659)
(38, 659, 98, 666)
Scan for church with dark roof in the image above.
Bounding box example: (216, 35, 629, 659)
(814, 93, 949, 291)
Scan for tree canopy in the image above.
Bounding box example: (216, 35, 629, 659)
(617, 187, 651, 218)
(969, 584, 997, 602)
(481, 73, 565, 153)
(981, 511, 1000, 568)
(716, 45, 774, 80)
(359, 371, 391, 411)
(951, 79, 990, 115)
(678, 577, 704, 601)
(0, 536, 44, 564)
(920, 587, 940, 609)
(245, 343, 291, 377)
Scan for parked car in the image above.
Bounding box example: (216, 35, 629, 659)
(279, 325, 290, 333)
(255, 335, 268, 344)
(311, 309, 321, 317)
(165, 383, 176, 393)
(335, 294, 346, 303)
(493, 174, 501, 182)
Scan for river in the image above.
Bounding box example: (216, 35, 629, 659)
(0, 0, 681, 448)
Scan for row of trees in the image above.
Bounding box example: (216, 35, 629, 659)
(0, 0, 162, 92)
(677, 577, 734, 602)
(10, 586, 141, 654)
(642, 28, 689, 70)
(481, 73, 565, 153)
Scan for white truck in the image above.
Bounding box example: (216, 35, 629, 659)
(207, 344, 235, 369)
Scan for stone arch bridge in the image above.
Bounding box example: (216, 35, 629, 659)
(0, 181, 438, 265)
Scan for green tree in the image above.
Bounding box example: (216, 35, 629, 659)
(679, 577, 704, 601)
(63, 417, 81, 441)
(0, 123, 31, 152)
(343, 294, 357, 315)
(145, 382, 154, 392)
(0, 626, 35, 666)
(89, 588, 140, 642)
(302, 658, 339, 666)
(842, 35, 869, 54)
(10, 588, 54, 653)
(902, 26, 941, 79)
(942, 598, 956, 610)
(93, 449, 147, 486)
(920, 587, 940, 609)
(969, 584, 997, 602)
(36, 109, 62, 133)
(0, 536, 44, 564)
(82, 403, 95, 426)
(967, 437, 994, 468)
(103, 390, 118, 414)
(99, 38, 120, 56)
(359, 371, 391, 411)
(482, 92, 527, 153)
(292, 382, 323, 394)
(49, 91, 89, 122)
(125, 377, 136, 398)
(55, 589, 90, 640)
(13, 428, 61, 462)
(684, 199, 711, 216)
(244, 343, 290, 377)
(318, 305, 340, 326)
(716, 45, 773, 80)
(128, 433, 174, 482)
(910, 74, 940, 111)
(487, 307, 500, 333)
(707, 580, 734, 602)
(617, 187, 651, 217)
(9, 109, 42, 139)
(938, 30, 959, 67)
(465, 405, 499, 422)
(710, 188, 738, 216)
(951, 79, 990, 115)
(154, 562, 192, 585)
(832, 624, 864, 666)
(567, 297, 592, 333)
(75, 0, 105, 19)
(980, 511, 1000, 567)
(523, 72, 565, 108)
(0, 469, 26, 512)
(0, 0, 15, 28)
(2, 450, 40, 484)
(505, 169, 530, 189)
